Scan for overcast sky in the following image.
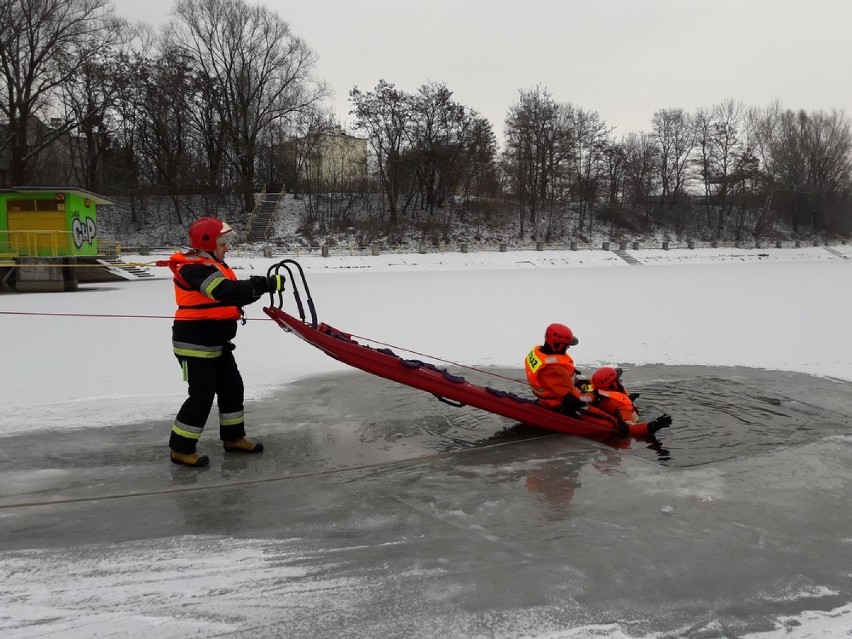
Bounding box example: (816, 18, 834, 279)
(110, 0, 852, 140)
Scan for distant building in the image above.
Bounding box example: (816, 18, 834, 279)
(296, 127, 368, 192)
(0, 116, 75, 188)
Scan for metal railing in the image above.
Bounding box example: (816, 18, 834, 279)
(113, 237, 849, 259)
(0, 230, 74, 258)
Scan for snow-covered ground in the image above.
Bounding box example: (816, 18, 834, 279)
(2, 243, 852, 638)
(2, 243, 850, 437)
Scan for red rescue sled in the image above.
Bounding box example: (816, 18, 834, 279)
(263, 260, 635, 441)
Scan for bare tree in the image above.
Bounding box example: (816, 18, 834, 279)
(169, 0, 328, 213)
(503, 86, 567, 239)
(622, 132, 659, 217)
(0, 0, 119, 185)
(568, 106, 610, 235)
(602, 138, 625, 206)
(60, 22, 134, 190)
(773, 108, 852, 233)
(709, 99, 745, 238)
(651, 107, 694, 228)
(135, 46, 198, 223)
(350, 80, 412, 226)
(746, 100, 783, 236)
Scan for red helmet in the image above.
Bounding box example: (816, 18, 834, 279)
(544, 323, 578, 351)
(591, 366, 623, 391)
(188, 217, 233, 252)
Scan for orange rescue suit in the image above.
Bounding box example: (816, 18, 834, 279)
(595, 389, 640, 424)
(525, 345, 580, 409)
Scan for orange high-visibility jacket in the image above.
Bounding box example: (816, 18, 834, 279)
(524, 345, 578, 408)
(169, 252, 241, 321)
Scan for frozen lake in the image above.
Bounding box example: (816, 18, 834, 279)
(2, 364, 851, 638)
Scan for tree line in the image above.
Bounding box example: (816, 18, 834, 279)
(1, 0, 850, 241)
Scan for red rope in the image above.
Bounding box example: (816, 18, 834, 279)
(0, 310, 269, 321)
(0, 311, 528, 386)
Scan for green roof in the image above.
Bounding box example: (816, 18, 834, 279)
(0, 187, 114, 205)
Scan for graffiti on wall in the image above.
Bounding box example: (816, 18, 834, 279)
(71, 212, 97, 248)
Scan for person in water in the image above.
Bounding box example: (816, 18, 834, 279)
(525, 324, 672, 436)
(587, 366, 672, 436)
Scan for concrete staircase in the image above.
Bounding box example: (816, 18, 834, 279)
(96, 257, 156, 279)
(612, 249, 642, 265)
(245, 191, 283, 243)
(823, 246, 849, 259)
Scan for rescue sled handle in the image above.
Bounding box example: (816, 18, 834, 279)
(266, 259, 318, 328)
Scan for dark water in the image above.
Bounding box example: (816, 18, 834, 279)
(274, 363, 852, 470)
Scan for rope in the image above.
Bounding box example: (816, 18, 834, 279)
(0, 311, 267, 321)
(0, 433, 563, 510)
(346, 330, 529, 387)
(0, 310, 528, 384)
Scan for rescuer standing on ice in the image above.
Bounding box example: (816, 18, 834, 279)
(167, 216, 284, 467)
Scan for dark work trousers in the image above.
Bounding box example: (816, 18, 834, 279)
(169, 349, 246, 453)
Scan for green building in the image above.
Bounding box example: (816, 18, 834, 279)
(0, 187, 113, 259)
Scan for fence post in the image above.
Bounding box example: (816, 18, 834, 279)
(321, 245, 329, 257)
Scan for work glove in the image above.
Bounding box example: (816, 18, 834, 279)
(629, 392, 641, 402)
(266, 274, 285, 292)
(560, 393, 584, 416)
(647, 414, 672, 435)
(249, 274, 285, 296)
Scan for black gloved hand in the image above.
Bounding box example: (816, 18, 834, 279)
(629, 392, 641, 401)
(249, 275, 267, 297)
(560, 393, 584, 416)
(647, 414, 672, 435)
(266, 274, 285, 292)
(250, 274, 285, 296)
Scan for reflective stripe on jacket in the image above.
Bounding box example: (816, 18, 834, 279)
(524, 345, 576, 408)
(169, 251, 241, 322)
